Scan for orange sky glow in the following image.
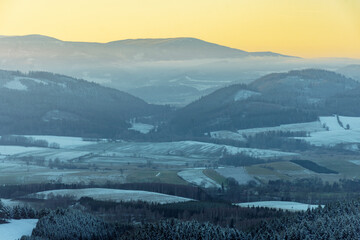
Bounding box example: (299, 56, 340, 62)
(0, 0, 359, 58)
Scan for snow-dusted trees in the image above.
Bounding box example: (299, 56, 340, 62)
(30, 209, 118, 240)
(19, 199, 360, 240)
(120, 219, 249, 240)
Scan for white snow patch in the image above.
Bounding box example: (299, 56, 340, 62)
(296, 130, 360, 146)
(296, 116, 360, 147)
(349, 160, 360, 166)
(236, 201, 323, 211)
(0, 199, 24, 207)
(223, 145, 296, 158)
(337, 116, 360, 130)
(128, 123, 154, 134)
(24, 135, 97, 149)
(14, 76, 49, 85)
(0, 219, 38, 240)
(319, 116, 344, 131)
(29, 188, 194, 204)
(178, 169, 221, 188)
(4, 79, 28, 91)
(111, 141, 296, 159)
(0, 146, 43, 156)
(234, 90, 260, 101)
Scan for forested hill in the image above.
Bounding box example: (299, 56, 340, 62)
(165, 69, 359, 136)
(0, 70, 167, 137)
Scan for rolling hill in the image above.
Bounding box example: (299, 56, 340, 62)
(165, 69, 360, 135)
(0, 70, 167, 137)
(0, 35, 299, 105)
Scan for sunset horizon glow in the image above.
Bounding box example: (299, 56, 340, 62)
(0, 0, 359, 58)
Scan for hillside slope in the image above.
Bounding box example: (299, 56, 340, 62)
(0, 70, 166, 137)
(166, 69, 359, 135)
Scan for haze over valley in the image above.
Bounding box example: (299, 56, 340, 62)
(1, 35, 359, 106)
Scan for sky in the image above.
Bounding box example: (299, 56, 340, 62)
(0, 0, 359, 58)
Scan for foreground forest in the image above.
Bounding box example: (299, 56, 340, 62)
(9, 197, 360, 240)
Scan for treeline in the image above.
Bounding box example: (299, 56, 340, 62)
(0, 135, 59, 148)
(21, 209, 119, 240)
(243, 131, 311, 151)
(0, 200, 39, 221)
(78, 198, 287, 231)
(221, 178, 360, 204)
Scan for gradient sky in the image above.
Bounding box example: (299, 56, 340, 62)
(0, 0, 359, 58)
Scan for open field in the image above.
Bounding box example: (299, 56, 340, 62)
(0, 219, 38, 240)
(296, 116, 360, 147)
(126, 169, 187, 185)
(28, 188, 194, 204)
(203, 169, 228, 186)
(178, 169, 221, 188)
(0, 134, 360, 187)
(215, 167, 256, 185)
(23, 135, 99, 149)
(236, 201, 323, 211)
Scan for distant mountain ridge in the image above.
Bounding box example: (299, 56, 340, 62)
(0, 34, 295, 61)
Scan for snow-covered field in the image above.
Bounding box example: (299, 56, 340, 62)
(128, 122, 154, 134)
(28, 188, 194, 204)
(4, 79, 28, 91)
(319, 116, 344, 131)
(297, 116, 360, 147)
(297, 130, 360, 147)
(14, 148, 91, 162)
(0, 198, 24, 207)
(0, 146, 43, 156)
(236, 201, 323, 211)
(0, 219, 38, 240)
(349, 160, 360, 166)
(215, 167, 255, 185)
(24, 135, 97, 149)
(111, 141, 296, 159)
(178, 169, 221, 188)
(337, 116, 360, 130)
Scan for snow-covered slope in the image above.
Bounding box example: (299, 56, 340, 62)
(297, 116, 360, 147)
(111, 141, 296, 158)
(236, 201, 323, 211)
(28, 188, 194, 204)
(0, 146, 43, 156)
(128, 123, 154, 134)
(215, 167, 255, 185)
(178, 169, 221, 188)
(0, 219, 38, 240)
(24, 135, 98, 149)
